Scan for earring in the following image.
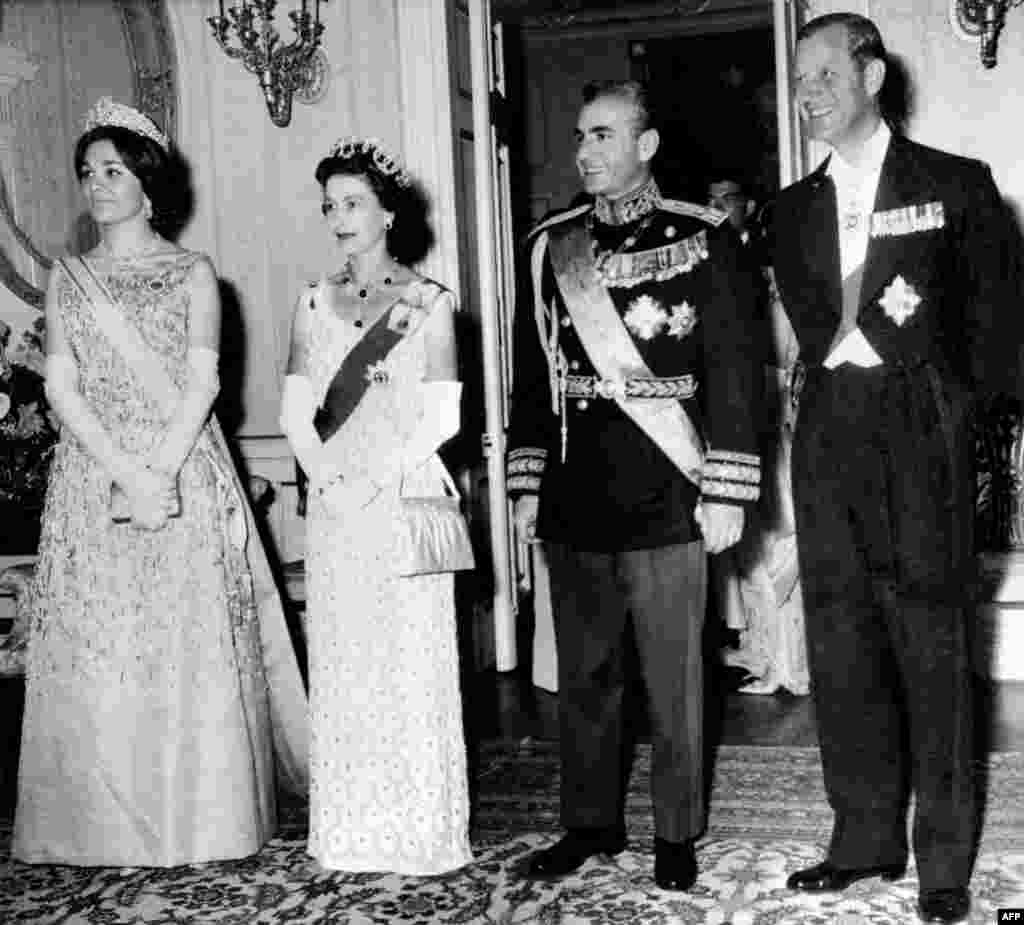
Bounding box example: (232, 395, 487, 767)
(385, 217, 394, 230)
(144, 198, 153, 221)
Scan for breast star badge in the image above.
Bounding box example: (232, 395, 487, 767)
(667, 301, 697, 339)
(878, 275, 921, 327)
(623, 294, 667, 340)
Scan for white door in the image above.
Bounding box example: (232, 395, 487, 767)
(464, 0, 520, 672)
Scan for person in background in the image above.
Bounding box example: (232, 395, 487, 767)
(773, 13, 1022, 923)
(708, 177, 757, 246)
(708, 176, 809, 697)
(14, 98, 307, 867)
(506, 79, 761, 891)
(279, 138, 472, 875)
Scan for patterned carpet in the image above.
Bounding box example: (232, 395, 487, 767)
(1, 742, 1022, 924)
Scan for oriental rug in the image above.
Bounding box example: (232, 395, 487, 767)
(0, 742, 1021, 924)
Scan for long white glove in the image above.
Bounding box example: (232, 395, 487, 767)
(279, 373, 338, 484)
(45, 352, 173, 521)
(373, 380, 462, 488)
(147, 346, 220, 476)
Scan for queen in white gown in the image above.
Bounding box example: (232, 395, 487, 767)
(280, 138, 472, 876)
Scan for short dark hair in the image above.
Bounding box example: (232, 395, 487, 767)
(581, 79, 654, 135)
(74, 125, 183, 237)
(797, 12, 887, 71)
(314, 150, 433, 267)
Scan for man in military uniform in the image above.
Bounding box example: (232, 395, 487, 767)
(506, 79, 761, 890)
(773, 14, 1021, 924)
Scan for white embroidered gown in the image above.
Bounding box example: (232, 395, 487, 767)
(302, 278, 472, 875)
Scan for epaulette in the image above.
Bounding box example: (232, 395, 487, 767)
(660, 198, 729, 227)
(526, 203, 592, 241)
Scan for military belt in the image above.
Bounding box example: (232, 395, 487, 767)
(564, 374, 698, 401)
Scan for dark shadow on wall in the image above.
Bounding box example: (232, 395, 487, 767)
(880, 52, 914, 137)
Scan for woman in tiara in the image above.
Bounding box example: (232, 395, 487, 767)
(13, 98, 307, 867)
(280, 139, 472, 875)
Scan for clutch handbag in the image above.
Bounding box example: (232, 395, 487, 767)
(396, 465, 475, 577)
(110, 476, 181, 525)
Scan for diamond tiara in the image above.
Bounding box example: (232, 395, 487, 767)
(324, 137, 411, 187)
(83, 97, 169, 152)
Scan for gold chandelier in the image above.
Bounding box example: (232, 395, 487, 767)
(208, 0, 330, 127)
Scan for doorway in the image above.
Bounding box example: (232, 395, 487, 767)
(496, 1, 778, 238)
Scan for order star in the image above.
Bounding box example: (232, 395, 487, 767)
(878, 275, 921, 327)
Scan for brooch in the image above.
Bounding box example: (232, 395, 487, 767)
(878, 275, 921, 327)
(623, 295, 667, 340)
(364, 360, 391, 385)
(387, 301, 426, 334)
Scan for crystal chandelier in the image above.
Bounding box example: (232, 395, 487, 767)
(208, 0, 329, 127)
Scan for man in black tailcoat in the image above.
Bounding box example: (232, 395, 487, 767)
(773, 13, 1022, 925)
(505, 79, 761, 891)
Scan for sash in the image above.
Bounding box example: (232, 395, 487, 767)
(545, 224, 705, 487)
(58, 256, 310, 797)
(313, 286, 415, 442)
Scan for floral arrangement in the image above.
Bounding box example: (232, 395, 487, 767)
(0, 316, 59, 552)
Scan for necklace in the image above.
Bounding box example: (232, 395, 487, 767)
(99, 234, 163, 260)
(330, 266, 399, 327)
(342, 273, 394, 301)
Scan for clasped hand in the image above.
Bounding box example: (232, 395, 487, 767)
(118, 465, 179, 531)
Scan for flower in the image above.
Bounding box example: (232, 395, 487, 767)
(624, 295, 668, 340)
(878, 275, 921, 327)
(0, 317, 59, 535)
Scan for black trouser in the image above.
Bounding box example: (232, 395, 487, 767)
(545, 541, 707, 843)
(792, 363, 976, 891)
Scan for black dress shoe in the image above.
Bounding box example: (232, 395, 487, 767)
(524, 828, 627, 879)
(654, 837, 698, 891)
(786, 860, 906, 892)
(918, 888, 970, 923)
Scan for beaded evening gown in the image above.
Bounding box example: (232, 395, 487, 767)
(717, 267, 810, 696)
(13, 251, 297, 867)
(302, 278, 472, 875)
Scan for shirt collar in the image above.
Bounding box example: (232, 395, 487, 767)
(593, 177, 661, 226)
(827, 122, 891, 192)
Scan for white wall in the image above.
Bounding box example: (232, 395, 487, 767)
(163, 0, 407, 564)
(168, 0, 404, 438)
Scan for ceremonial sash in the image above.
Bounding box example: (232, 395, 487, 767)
(58, 256, 310, 797)
(313, 282, 421, 442)
(545, 223, 705, 487)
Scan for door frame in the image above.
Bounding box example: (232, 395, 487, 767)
(394, 0, 806, 672)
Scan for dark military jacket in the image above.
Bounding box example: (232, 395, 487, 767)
(506, 179, 762, 552)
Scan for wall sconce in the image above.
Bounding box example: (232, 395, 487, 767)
(949, 0, 1022, 68)
(208, 0, 330, 127)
